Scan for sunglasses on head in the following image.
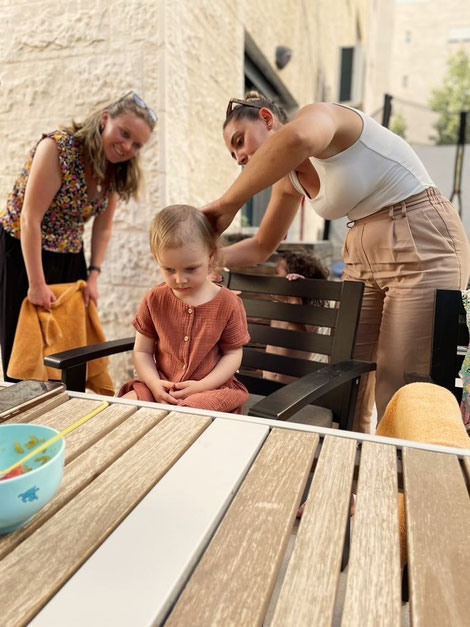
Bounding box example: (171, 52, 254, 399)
(118, 90, 158, 123)
(225, 97, 263, 119)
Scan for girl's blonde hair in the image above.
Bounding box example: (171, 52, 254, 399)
(150, 205, 219, 264)
(64, 93, 156, 202)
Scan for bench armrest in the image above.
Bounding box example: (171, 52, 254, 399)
(248, 359, 376, 422)
(44, 337, 135, 392)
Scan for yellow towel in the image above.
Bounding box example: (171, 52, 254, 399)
(7, 281, 114, 396)
(376, 382, 470, 564)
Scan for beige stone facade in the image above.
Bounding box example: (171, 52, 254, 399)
(1, 0, 393, 386)
(389, 0, 470, 145)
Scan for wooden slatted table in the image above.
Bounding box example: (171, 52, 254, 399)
(1, 388, 469, 626)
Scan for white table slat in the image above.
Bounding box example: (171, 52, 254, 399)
(30, 417, 269, 627)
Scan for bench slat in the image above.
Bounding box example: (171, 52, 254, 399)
(403, 447, 470, 626)
(166, 428, 319, 627)
(341, 441, 401, 626)
(0, 407, 167, 560)
(30, 418, 269, 626)
(3, 391, 69, 424)
(270, 434, 356, 626)
(0, 412, 211, 627)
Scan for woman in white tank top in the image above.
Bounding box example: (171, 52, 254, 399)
(202, 93, 470, 433)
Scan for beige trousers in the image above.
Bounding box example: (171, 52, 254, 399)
(342, 188, 470, 433)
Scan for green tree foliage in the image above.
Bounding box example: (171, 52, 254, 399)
(428, 48, 470, 144)
(390, 110, 407, 139)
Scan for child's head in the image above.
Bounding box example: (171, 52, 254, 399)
(149, 205, 219, 293)
(150, 204, 218, 259)
(276, 249, 329, 280)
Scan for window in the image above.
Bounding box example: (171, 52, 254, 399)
(402, 75, 408, 88)
(338, 43, 364, 104)
(240, 33, 297, 229)
(405, 30, 412, 43)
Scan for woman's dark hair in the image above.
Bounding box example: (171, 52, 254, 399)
(223, 91, 289, 129)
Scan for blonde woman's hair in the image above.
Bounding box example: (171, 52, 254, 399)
(64, 93, 156, 202)
(150, 205, 219, 264)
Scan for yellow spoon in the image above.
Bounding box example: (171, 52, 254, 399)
(0, 401, 109, 477)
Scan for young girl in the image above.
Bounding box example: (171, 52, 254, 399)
(119, 205, 250, 413)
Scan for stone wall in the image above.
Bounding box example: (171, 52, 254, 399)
(0, 0, 390, 387)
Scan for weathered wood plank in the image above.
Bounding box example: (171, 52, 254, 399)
(270, 435, 356, 626)
(403, 447, 470, 627)
(0, 407, 167, 559)
(0, 411, 211, 627)
(341, 441, 401, 626)
(31, 418, 270, 626)
(166, 428, 319, 627)
(7, 397, 137, 463)
(4, 392, 69, 424)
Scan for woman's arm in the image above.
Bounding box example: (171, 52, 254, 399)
(221, 179, 301, 268)
(20, 138, 62, 308)
(170, 347, 243, 400)
(133, 331, 178, 404)
(203, 103, 337, 232)
(83, 192, 118, 306)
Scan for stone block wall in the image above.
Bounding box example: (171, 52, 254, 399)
(1, 0, 389, 387)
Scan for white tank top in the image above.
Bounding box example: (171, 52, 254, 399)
(288, 105, 435, 220)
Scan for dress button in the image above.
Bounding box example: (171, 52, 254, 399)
(184, 336, 189, 342)
(182, 364, 186, 369)
(187, 308, 193, 314)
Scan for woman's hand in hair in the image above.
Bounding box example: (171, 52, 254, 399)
(200, 198, 237, 235)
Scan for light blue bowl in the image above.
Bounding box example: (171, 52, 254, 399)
(0, 424, 65, 534)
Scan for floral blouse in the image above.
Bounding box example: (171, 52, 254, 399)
(0, 130, 109, 253)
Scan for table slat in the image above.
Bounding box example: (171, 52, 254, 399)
(31, 417, 270, 626)
(403, 447, 470, 626)
(166, 428, 319, 627)
(0, 411, 211, 627)
(270, 434, 356, 626)
(3, 392, 69, 424)
(341, 441, 401, 626)
(0, 407, 167, 559)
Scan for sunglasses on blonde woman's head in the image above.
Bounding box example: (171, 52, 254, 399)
(118, 90, 158, 123)
(225, 98, 263, 119)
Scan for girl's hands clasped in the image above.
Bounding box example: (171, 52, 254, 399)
(151, 380, 179, 405)
(170, 380, 205, 401)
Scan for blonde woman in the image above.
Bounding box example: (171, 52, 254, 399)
(0, 91, 156, 379)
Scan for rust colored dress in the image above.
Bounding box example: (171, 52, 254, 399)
(118, 284, 250, 413)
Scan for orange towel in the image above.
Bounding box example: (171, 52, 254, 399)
(376, 382, 470, 564)
(7, 281, 114, 396)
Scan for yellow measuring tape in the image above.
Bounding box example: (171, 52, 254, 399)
(0, 401, 109, 477)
